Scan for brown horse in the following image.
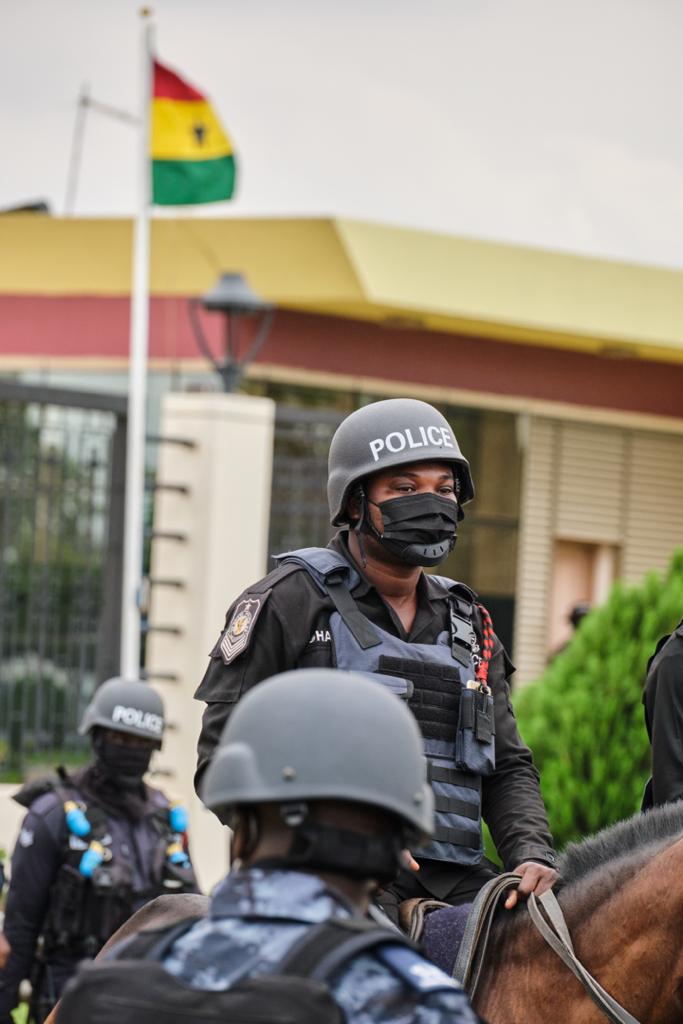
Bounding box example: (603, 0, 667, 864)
(474, 803, 683, 1023)
(47, 804, 683, 1024)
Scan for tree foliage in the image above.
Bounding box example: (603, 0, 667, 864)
(514, 548, 683, 850)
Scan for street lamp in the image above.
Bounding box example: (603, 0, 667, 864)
(189, 272, 275, 392)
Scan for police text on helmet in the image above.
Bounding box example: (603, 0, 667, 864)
(112, 704, 163, 735)
(368, 426, 455, 463)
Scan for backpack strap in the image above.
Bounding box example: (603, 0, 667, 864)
(279, 917, 412, 982)
(107, 916, 204, 962)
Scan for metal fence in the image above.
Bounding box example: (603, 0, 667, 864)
(268, 405, 344, 557)
(0, 382, 126, 780)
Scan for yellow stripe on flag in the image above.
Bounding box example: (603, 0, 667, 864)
(151, 99, 233, 162)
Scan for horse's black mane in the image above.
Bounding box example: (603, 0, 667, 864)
(489, 802, 683, 951)
(557, 801, 683, 889)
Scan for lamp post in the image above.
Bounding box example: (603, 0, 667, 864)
(189, 273, 274, 392)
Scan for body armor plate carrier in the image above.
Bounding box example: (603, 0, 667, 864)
(16, 772, 198, 959)
(276, 548, 496, 865)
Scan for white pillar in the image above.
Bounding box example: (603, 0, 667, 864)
(145, 393, 275, 892)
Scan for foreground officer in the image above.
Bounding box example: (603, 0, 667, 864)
(0, 678, 198, 1023)
(642, 617, 683, 808)
(196, 398, 557, 911)
(58, 669, 481, 1024)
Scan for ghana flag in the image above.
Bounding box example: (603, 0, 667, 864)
(151, 60, 236, 205)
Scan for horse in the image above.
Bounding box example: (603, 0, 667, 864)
(45, 804, 683, 1024)
(469, 803, 683, 1023)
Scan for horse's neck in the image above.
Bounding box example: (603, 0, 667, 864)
(477, 837, 683, 1024)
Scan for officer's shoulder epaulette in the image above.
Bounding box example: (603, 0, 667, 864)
(426, 575, 478, 605)
(449, 581, 478, 604)
(13, 774, 60, 809)
(375, 943, 461, 993)
(146, 786, 170, 809)
(247, 560, 304, 594)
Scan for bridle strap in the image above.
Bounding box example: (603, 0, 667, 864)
(526, 890, 641, 1024)
(452, 874, 642, 1024)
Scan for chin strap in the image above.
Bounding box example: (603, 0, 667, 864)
(279, 804, 406, 883)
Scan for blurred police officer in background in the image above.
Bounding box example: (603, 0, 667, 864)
(0, 678, 198, 1023)
(195, 398, 557, 918)
(57, 669, 481, 1024)
(642, 617, 683, 809)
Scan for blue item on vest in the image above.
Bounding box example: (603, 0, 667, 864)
(79, 842, 105, 878)
(64, 801, 91, 838)
(169, 804, 189, 833)
(275, 548, 496, 866)
(168, 848, 191, 868)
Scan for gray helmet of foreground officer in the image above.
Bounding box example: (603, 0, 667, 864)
(202, 668, 434, 881)
(328, 398, 474, 568)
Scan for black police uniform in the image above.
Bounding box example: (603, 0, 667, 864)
(642, 619, 683, 809)
(0, 766, 198, 1023)
(195, 533, 556, 903)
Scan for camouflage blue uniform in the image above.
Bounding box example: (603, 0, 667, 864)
(164, 867, 481, 1023)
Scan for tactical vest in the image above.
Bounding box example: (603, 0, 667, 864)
(21, 775, 198, 957)
(276, 547, 496, 866)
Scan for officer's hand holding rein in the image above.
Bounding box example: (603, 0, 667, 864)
(504, 860, 559, 910)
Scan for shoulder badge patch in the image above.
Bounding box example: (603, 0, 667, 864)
(377, 943, 458, 992)
(219, 593, 269, 665)
(19, 827, 35, 848)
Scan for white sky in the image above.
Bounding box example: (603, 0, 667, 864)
(3, 0, 683, 268)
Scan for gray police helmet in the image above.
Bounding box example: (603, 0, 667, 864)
(78, 677, 165, 745)
(201, 668, 434, 840)
(327, 398, 475, 526)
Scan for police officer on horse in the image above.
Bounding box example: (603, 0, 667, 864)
(0, 678, 198, 1023)
(195, 398, 558, 915)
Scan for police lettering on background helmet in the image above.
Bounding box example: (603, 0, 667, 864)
(79, 678, 166, 746)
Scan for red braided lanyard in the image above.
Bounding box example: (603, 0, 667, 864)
(475, 603, 495, 688)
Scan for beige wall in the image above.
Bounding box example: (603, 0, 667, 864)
(0, 784, 25, 868)
(514, 416, 683, 684)
(146, 392, 275, 892)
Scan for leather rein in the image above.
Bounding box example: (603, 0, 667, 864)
(453, 872, 641, 1024)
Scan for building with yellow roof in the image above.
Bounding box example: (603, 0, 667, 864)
(1, 213, 682, 680)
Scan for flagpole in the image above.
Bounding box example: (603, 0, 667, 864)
(120, 9, 154, 680)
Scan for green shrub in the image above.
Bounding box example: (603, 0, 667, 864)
(514, 548, 683, 850)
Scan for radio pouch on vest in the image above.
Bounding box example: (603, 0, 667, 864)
(455, 688, 496, 775)
(56, 916, 416, 1024)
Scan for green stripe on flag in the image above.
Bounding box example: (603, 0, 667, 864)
(152, 154, 236, 206)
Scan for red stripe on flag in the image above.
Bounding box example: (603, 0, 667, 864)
(153, 60, 205, 101)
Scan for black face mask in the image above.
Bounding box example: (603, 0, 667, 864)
(363, 492, 458, 567)
(92, 733, 153, 789)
